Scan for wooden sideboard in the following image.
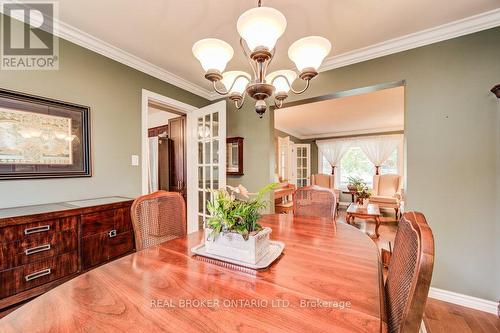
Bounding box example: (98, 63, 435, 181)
(0, 197, 134, 313)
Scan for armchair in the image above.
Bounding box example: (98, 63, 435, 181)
(369, 174, 402, 217)
(311, 173, 340, 215)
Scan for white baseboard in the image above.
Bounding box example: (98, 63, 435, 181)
(429, 287, 498, 315)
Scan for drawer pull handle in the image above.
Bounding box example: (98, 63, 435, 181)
(25, 268, 51, 282)
(24, 225, 50, 235)
(108, 229, 117, 238)
(25, 244, 51, 256)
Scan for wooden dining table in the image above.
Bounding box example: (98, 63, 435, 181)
(0, 214, 387, 333)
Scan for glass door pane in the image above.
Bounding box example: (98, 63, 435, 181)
(295, 144, 311, 188)
(196, 111, 222, 230)
(187, 100, 226, 234)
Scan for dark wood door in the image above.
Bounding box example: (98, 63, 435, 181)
(158, 137, 171, 191)
(168, 116, 186, 197)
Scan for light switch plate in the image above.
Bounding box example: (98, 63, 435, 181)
(131, 155, 139, 166)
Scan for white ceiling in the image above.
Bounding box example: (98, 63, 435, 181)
(275, 86, 404, 139)
(54, 0, 500, 98)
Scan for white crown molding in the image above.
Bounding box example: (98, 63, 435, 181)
(301, 126, 404, 140)
(2, 4, 500, 101)
(429, 287, 499, 315)
(55, 20, 216, 100)
(274, 125, 307, 140)
(0, 2, 215, 100)
(320, 8, 500, 72)
(275, 125, 404, 140)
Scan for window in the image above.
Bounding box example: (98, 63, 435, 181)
(319, 140, 402, 189)
(380, 149, 398, 175)
(321, 155, 331, 175)
(339, 147, 374, 188)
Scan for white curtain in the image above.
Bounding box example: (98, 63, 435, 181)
(357, 134, 403, 167)
(148, 136, 159, 193)
(316, 139, 352, 172)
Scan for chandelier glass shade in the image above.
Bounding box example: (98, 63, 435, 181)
(236, 7, 287, 51)
(193, 1, 331, 117)
(192, 38, 234, 72)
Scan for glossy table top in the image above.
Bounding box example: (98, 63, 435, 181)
(0, 214, 387, 333)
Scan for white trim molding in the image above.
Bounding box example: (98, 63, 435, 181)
(429, 287, 499, 315)
(0, 2, 215, 100)
(57, 22, 215, 100)
(320, 8, 500, 72)
(1, 5, 499, 101)
(275, 125, 404, 141)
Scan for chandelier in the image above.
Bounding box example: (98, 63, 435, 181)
(192, 0, 331, 117)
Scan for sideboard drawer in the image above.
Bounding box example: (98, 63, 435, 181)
(0, 251, 78, 298)
(0, 229, 78, 270)
(81, 210, 116, 237)
(0, 217, 77, 243)
(108, 230, 134, 261)
(81, 230, 134, 270)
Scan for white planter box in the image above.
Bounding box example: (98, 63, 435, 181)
(204, 227, 271, 264)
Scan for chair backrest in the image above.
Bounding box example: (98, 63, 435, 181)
(311, 173, 335, 190)
(293, 185, 336, 219)
(373, 174, 401, 196)
(130, 191, 186, 251)
(385, 212, 435, 333)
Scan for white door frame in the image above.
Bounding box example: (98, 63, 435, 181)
(140, 89, 197, 195)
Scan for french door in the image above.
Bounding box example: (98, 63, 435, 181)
(186, 101, 226, 234)
(295, 144, 311, 188)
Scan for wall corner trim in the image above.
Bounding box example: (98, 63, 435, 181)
(428, 287, 498, 315)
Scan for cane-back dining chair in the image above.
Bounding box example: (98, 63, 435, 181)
(131, 191, 186, 251)
(385, 212, 435, 333)
(293, 185, 336, 220)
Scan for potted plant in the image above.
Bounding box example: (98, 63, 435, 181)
(347, 177, 371, 205)
(347, 176, 363, 193)
(205, 183, 277, 264)
(356, 186, 371, 206)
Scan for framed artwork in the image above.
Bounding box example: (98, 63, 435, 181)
(0, 88, 91, 180)
(226, 137, 243, 176)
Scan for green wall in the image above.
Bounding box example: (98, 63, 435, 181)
(0, 36, 209, 208)
(235, 27, 500, 301)
(226, 102, 275, 193)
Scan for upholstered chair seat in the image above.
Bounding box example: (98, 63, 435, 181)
(369, 195, 399, 205)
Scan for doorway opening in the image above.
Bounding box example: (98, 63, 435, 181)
(141, 90, 227, 234)
(146, 102, 186, 196)
(273, 81, 405, 249)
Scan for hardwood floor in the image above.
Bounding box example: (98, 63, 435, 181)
(425, 298, 500, 333)
(336, 208, 500, 333)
